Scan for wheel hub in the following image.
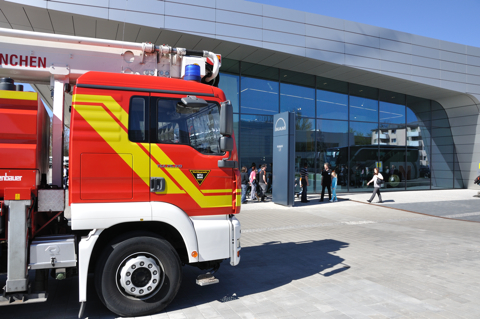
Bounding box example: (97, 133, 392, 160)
(119, 255, 161, 297)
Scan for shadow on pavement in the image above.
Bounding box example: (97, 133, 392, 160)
(0, 239, 349, 318)
(169, 239, 350, 311)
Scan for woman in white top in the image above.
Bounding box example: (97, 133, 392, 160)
(366, 167, 383, 203)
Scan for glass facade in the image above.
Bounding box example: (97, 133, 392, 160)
(219, 58, 461, 193)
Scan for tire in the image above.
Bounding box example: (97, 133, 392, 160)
(95, 234, 182, 317)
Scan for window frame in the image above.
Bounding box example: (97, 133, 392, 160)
(151, 96, 225, 156)
(128, 96, 149, 143)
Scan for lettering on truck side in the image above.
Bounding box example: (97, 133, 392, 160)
(0, 53, 47, 68)
(0, 173, 22, 181)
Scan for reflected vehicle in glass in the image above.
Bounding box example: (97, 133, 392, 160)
(322, 145, 426, 189)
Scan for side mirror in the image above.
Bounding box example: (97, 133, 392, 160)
(180, 95, 208, 108)
(219, 136, 234, 152)
(220, 100, 233, 136)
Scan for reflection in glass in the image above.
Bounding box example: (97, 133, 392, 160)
(379, 90, 405, 125)
(239, 114, 273, 172)
(406, 96, 431, 190)
(317, 90, 348, 120)
(349, 121, 378, 192)
(280, 83, 315, 117)
(233, 113, 239, 151)
(316, 120, 349, 192)
(241, 76, 279, 115)
(350, 96, 378, 122)
(241, 62, 278, 81)
(295, 117, 315, 194)
(219, 73, 239, 113)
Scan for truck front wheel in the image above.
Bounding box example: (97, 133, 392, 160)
(95, 234, 182, 317)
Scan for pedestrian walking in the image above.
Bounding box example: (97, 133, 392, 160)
(259, 164, 268, 201)
(320, 163, 332, 202)
(367, 167, 383, 203)
(300, 162, 309, 203)
(249, 164, 257, 200)
(330, 170, 338, 202)
(241, 166, 249, 204)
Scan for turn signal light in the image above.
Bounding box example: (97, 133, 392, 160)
(191, 251, 198, 258)
(237, 251, 240, 257)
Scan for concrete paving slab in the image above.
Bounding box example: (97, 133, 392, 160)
(1, 189, 480, 318)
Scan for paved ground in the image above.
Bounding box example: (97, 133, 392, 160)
(2, 189, 480, 318)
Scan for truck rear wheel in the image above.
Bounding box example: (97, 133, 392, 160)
(95, 234, 182, 317)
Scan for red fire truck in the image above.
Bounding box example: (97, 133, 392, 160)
(0, 27, 241, 317)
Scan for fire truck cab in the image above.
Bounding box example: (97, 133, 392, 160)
(0, 27, 241, 318)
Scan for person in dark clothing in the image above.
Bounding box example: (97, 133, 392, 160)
(320, 163, 332, 202)
(63, 164, 69, 189)
(259, 164, 268, 201)
(300, 162, 309, 203)
(240, 166, 249, 204)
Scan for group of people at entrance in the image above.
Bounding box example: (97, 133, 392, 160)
(240, 163, 269, 204)
(297, 162, 384, 204)
(298, 162, 338, 203)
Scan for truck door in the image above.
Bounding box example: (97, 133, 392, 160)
(149, 95, 233, 216)
(72, 89, 150, 203)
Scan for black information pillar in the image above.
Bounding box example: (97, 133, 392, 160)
(272, 112, 295, 206)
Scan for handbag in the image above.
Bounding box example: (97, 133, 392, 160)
(378, 177, 384, 186)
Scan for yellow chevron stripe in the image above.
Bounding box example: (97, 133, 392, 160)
(0, 90, 37, 101)
(201, 189, 232, 194)
(151, 144, 232, 208)
(73, 94, 232, 207)
(73, 94, 184, 195)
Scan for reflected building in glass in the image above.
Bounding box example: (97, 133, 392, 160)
(218, 60, 464, 193)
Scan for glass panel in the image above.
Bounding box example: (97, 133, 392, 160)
(379, 90, 405, 125)
(406, 95, 431, 190)
(128, 97, 147, 143)
(431, 127, 454, 189)
(317, 76, 348, 95)
(349, 84, 378, 122)
(349, 121, 378, 192)
(317, 90, 348, 120)
(233, 113, 239, 152)
(295, 117, 315, 194)
(405, 125, 431, 190)
(281, 70, 315, 88)
(219, 73, 239, 113)
(407, 96, 430, 127)
(220, 58, 239, 75)
(156, 99, 222, 155)
(376, 123, 409, 191)
(316, 119, 349, 192)
(241, 76, 279, 115)
(241, 62, 278, 81)
(239, 114, 273, 173)
(280, 83, 315, 117)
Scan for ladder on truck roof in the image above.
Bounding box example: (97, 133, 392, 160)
(0, 27, 221, 188)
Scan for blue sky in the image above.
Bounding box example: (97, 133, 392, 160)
(250, 0, 480, 48)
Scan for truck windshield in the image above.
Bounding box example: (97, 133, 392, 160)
(156, 98, 222, 155)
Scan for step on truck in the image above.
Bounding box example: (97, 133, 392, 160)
(0, 27, 241, 317)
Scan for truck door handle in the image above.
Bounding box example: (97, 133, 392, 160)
(150, 177, 166, 192)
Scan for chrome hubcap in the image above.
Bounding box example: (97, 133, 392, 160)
(118, 255, 161, 297)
